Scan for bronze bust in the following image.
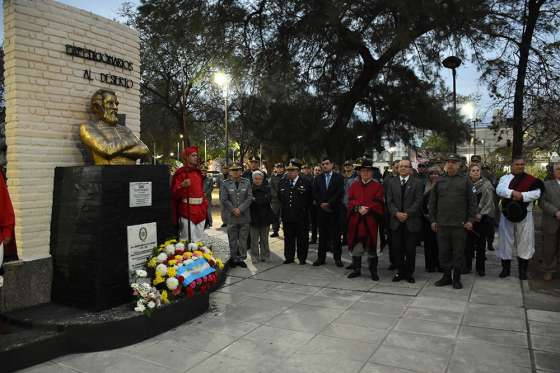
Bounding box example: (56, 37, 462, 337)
(80, 89, 149, 165)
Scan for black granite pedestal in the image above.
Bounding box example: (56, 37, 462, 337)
(50, 165, 173, 311)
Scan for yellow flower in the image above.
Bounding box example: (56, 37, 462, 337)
(147, 257, 158, 268)
(153, 275, 164, 286)
(216, 259, 224, 270)
(174, 255, 183, 261)
(161, 290, 169, 304)
(203, 253, 212, 261)
(167, 267, 177, 278)
(168, 260, 177, 266)
(196, 241, 203, 247)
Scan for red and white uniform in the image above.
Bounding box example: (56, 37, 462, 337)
(171, 146, 208, 242)
(347, 178, 384, 256)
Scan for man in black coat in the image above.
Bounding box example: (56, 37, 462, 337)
(385, 159, 424, 282)
(278, 159, 313, 264)
(312, 157, 345, 267)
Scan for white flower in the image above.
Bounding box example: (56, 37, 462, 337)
(147, 301, 156, 309)
(156, 264, 168, 276)
(131, 283, 139, 290)
(175, 242, 185, 250)
(134, 301, 146, 312)
(187, 243, 198, 251)
(156, 253, 168, 263)
(165, 244, 176, 256)
(135, 269, 147, 278)
(166, 277, 179, 290)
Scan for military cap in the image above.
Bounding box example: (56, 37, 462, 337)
(228, 162, 242, 170)
(248, 156, 260, 162)
(446, 153, 461, 162)
(355, 158, 374, 170)
(470, 155, 482, 162)
(285, 159, 301, 170)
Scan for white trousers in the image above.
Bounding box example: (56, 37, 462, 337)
(179, 218, 206, 243)
(497, 212, 535, 260)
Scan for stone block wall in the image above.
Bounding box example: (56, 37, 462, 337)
(3, 0, 140, 259)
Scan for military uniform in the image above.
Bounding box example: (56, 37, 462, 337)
(220, 164, 253, 265)
(278, 160, 313, 264)
(429, 154, 477, 288)
(270, 163, 284, 236)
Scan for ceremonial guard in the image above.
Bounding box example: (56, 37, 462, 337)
(171, 146, 209, 243)
(312, 157, 345, 267)
(539, 162, 560, 281)
(278, 159, 313, 264)
(346, 159, 385, 280)
(220, 162, 253, 268)
(496, 157, 542, 279)
(385, 159, 424, 283)
(270, 162, 285, 237)
(429, 154, 477, 289)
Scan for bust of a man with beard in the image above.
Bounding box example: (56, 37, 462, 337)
(80, 89, 149, 165)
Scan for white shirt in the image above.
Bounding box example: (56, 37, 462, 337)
(399, 175, 410, 185)
(289, 176, 299, 186)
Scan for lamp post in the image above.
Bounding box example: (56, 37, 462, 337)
(442, 56, 462, 153)
(213, 71, 230, 164)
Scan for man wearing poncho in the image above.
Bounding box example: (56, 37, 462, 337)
(171, 146, 208, 243)
(346, 159, 385, 280)
(496, 156, 542, 279)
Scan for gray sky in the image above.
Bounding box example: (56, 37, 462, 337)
(1, 0, 492, 122)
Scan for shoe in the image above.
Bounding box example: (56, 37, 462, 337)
(387, 264, 396, 271)
(518, 257, 528, 280)
(283, 259, 294, 264)
(347, 256, 362, 278)
(499, 260, 511, 278)
(392, 274, 402, 282)
(312, 260, 325, 267)
(477, 269, 485, 277)
(335, 260, 343, 268)
(345, 263, 354, 270)
(237, 260, 248, 268)
(369, 257, 379, 281)
(434, 272, 452, 287)
(299, 260, 306, 265)
(544, 272, 553, 281)
(228, 259, 237, 268)
(407, 276, 415, 284)
(270, 232, 279, 238)
(452, 268, 463, 289)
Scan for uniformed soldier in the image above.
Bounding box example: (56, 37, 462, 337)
(270, 162, 285, 237)
(278, 159, 313, 264)
(220, 162, 253, 268)
(243, 156, 263, 181)
(429, 154, 477, 289)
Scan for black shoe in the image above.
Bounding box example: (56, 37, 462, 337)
(312, 260, 325, 267)
(299, 260, 306, 265)
(477, 269, 485, 277)
(407, 276, 415, 284)
(237, 260, 247, 268)
(228, 259, 237, 268)
(347, 256, 362, 278)
(518, 257, 528, 280)
(499, 260, 511, 278)
(369, 257, 379, 281)
(345, 263, 354, 270)
(392, 274, 402, 282)
(452, 269, 462, 289)
(270, 232, 279, 238)
(435, 272, 452, 287)
(283, 259, 294, 264)
(388, 264, 396, 271)
(335, 260, 343, 268)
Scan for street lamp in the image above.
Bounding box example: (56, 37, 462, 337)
(213, 71, 231, 164)
(442, 55, 462, 153)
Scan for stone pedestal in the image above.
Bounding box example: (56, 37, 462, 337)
(50, 165, 173, 311)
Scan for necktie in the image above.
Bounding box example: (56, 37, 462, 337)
(401, 178, 406, 186)
(290, 180, 294, 188)
(326, 173, 331, 188)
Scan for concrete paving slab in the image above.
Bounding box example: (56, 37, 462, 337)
(370, 345, 449, 373)
(531, 333, 560, 354)
(382, 330, 455, 356)
(319, 321, 389, 344)
(458, 325, 528, 347)
(402, 306, 463, 324)
(534, 350, 560, 372)
(393, 318, 459, 339)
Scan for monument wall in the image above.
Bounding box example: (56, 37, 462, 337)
(3, 0, 141, 259)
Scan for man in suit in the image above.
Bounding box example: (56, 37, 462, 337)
(312, 157, 345, 267)
(278, 159, 313, 264)
(385, 159, 424, 283)
(538, 161, 560, 281)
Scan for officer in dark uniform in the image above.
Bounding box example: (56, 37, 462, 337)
(278, 159, 313, 264)
(243, 156, 264, 181)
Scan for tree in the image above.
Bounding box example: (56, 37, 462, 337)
(471, 0, 560, 159)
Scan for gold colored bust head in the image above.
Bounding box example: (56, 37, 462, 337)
(80, 89, 149, 165)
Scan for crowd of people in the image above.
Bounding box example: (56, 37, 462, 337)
(172, 147, 560, 288)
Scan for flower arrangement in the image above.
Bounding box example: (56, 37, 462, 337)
(131, 239, 224, 315)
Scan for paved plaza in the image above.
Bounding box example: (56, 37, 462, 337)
(18, 214, 560, 373)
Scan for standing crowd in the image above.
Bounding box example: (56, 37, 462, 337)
(171, 148, 560, 287)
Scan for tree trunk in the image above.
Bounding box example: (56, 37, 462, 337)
(512, 0, 543, 159)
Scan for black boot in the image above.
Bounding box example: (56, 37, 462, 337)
(518, 257, 528, 280)
(476, 257, 485, 276)
(347, 256, 362, 278)
(369, 257, 379, 281)
(345, 262, 354, 270)
(453, 268, 463, 289)
(499, 260, 511, 278)
(434, 271, 452, 287)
